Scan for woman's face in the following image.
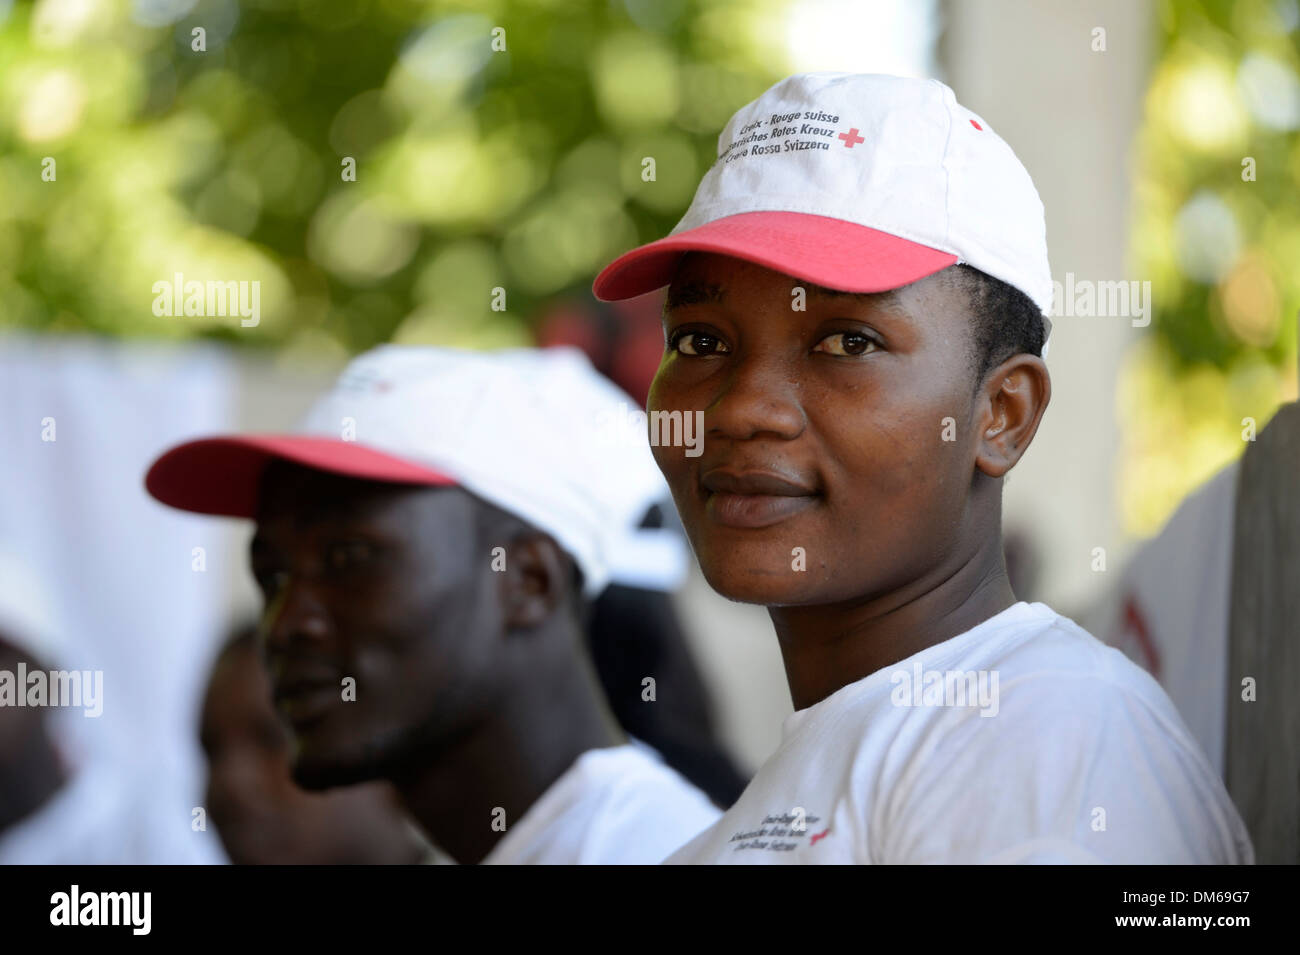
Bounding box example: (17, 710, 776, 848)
(648, 252, 988, 607)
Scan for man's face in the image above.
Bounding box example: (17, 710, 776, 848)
(0, 639, 46, 776)
(649, 252, 988, 607)
(0, 639, 36, 770)
(199, 637, 423, 864)
(0, 636, 63, 833)
(251, 465, 503, 790)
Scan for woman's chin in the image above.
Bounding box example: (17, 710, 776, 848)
(699, 562, 825, 607)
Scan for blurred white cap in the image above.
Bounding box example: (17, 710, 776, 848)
(148, 346, 679, 597)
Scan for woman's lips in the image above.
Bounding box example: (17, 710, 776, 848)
(700, 469, 820, 528)
(706, 491, 817, 528)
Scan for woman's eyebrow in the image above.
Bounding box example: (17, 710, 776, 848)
(664, 280, 725, 311)
(804, 281, 883, 303)
(803, 281, 907, 316)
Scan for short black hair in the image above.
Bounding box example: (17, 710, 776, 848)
(943, 264, 1046, 384)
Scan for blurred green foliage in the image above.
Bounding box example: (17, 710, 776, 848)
(4, 0, 1297, 536)
(1121, 0, 1300, 534)
(0, 0, 783, 354)
(1133, 0, 1300, 368)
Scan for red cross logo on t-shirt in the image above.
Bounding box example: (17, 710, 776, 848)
(838, 128, 865, 148)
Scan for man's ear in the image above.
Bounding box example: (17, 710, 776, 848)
(974, 354, 1051, 478)
(498, 532, 569, 630)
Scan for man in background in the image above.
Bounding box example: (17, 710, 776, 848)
(148, 346, 721, 863)
(587, 503, 748, 809)
(0, 554, 66, 847)
(201, 625, 433, 864)
(1089, 402, 1299, 863)
(0, 551, 223, 864)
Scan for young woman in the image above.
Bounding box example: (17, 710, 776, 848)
(592, 72, 1252, 864)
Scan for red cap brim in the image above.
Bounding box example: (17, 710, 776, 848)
(144, 435, 457, 518)
(593, 211, 958, 302)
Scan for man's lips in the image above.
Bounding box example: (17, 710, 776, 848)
(273, 677, 340, 727)
(700, 468, 819, 529)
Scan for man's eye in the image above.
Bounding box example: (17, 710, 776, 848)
(326, 541, 374, 571)
(255, 568, 289, 596)
(813, 332, 878, 357)
(671, 331, 731, 357)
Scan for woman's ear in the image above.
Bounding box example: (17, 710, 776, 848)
(974, 353, 1051, 479)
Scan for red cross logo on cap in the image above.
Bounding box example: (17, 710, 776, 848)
(838, 127, 864, 148)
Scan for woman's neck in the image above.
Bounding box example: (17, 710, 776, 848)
(770, 539, 1016, 711)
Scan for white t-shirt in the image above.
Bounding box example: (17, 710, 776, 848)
(666, 602, 1253, 865)
(481, 742, 721, 864)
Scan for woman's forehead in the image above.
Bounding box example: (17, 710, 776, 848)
(665, 252, 917, 315)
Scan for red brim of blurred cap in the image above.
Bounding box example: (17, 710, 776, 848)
(592, 211, 959, 302)
(144, 435, 458, 518)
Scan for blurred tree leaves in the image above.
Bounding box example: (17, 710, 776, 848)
(1121, 0, 1299, 534)
(0, 0, 782, 353)
(1133, 0, 1298, 369)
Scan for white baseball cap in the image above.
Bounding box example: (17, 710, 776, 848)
(594, 72, 1053, 351)
(145, 345, 670, 597)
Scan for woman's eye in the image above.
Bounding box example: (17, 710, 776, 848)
(813, 332, 878, 357)
(672, 331, 730, 357)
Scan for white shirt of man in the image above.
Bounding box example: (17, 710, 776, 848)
(472, 742, 720, 864)
(666, 602, 1253, 864)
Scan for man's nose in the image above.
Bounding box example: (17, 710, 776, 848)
(262, 576, 332, 655)
(706, 351, 806, 442)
